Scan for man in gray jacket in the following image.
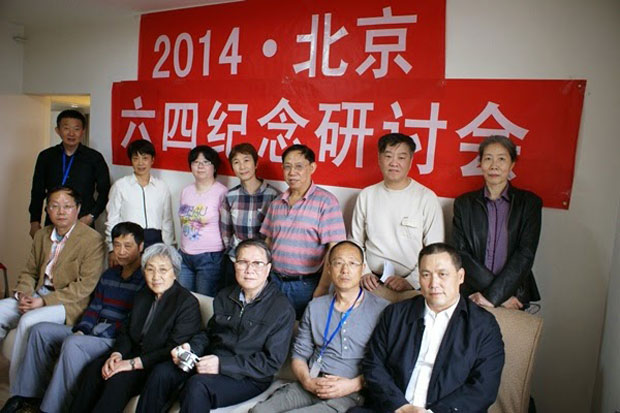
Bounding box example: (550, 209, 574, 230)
(251, 240, 389, 413)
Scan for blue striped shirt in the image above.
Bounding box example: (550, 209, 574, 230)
(73, 266, 145, 338)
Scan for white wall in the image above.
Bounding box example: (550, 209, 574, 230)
(0, 95, 51, 287)
(446, 2, 620, 412)
(0, 20, 24, 93)
(15, 1, 620, 411)
(593, 206, 620, 413)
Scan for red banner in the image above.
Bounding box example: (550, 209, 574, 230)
(110, 0, 586, 209)
(138, 0, 445, 81)
(111, 78, 585, 209)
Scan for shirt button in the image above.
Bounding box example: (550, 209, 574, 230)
(343, 337, 347, 341)
(344, 346, 348, 350)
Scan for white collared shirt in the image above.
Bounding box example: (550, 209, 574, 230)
(404, 298, 460, 408)
(44, 223, 77, 285)
(105, 173, 175, 249)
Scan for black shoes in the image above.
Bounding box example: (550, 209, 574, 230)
(0, 396, 41, 413)
(0, 396, 25, 413)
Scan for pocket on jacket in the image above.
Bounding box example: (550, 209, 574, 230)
(240, 316, 266, 335)
(399, 217, 422, 240)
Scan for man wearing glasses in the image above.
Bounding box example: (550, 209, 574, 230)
(136, 239, 296, 413)
(0, 186, 106, 386)
(250, 240, 389, 413)
(260, 144, 346, 318)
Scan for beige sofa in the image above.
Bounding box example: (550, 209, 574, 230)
(1, 291, 542, 413)
(127, 291, 543, 413)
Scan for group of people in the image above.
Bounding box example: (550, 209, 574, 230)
(0, 108, 542, 412)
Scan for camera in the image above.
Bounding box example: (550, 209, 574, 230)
(176, 348, 200, 372)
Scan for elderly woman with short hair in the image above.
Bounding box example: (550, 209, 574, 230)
(137, 239, 296, 413)
(453, 135, 542, 310)
(70, 244, 202, 413)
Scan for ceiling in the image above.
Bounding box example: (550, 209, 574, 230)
(0, 0, 237, 29)
(49, 95, 91, 111)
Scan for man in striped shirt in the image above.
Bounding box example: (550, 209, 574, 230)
(3, 222, 145, 413)
(260, 144, 346, 318)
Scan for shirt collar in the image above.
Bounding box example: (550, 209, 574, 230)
(238, 280, 269, 304)
(240, 179, 268, 195)
(50, 223, 76, 243)
(282, 182, 316, 202)
(57, 143, 82, 156)
(130, 173, 154, 186)
(484, 184, 510, 202)
(423, 297, 460, 322)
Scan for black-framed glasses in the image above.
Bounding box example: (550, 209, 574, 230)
(234, 260, 269, 271)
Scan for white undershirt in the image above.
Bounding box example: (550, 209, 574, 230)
(404, 298, 459, 408)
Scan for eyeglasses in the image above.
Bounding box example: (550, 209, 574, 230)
(234, 260, 269, 271)
(191, 160, 213, 167)
(282, 163, 310, 173)
(47, 203, 77, 212)
(144, 266, 173, 276)
(330, 259, 363, 269)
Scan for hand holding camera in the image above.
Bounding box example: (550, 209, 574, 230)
(173, 344, 200, 373)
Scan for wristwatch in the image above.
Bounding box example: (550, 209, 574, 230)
(129, 359, 136, 370)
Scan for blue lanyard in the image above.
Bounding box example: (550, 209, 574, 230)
(318, 287, 363, 359)
(61, 152, 75, 185)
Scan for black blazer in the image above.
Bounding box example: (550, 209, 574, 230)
(362, 295, 505, 413)
(112, 281, 202, 369)
(452, 185, 542, 305)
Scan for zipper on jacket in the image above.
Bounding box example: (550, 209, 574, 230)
(141, 186, 149, 228)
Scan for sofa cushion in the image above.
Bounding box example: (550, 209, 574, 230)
(486, 307, 543, 413)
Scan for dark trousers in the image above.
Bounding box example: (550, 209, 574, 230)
(137, 360, 270, 413)
(69, 354, 148, 413)
(219, 255, 238, 290)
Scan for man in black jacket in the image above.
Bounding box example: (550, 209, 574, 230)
(29, 109, 110, 237)
(137, 239, 296, 413)
(351, 243, 504, 413)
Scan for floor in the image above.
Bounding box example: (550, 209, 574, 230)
(0, 357, 9, 406)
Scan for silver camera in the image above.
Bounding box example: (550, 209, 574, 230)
(176, 348, 200, 372)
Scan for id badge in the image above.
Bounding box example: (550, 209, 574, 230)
(309, 358, 322, 378)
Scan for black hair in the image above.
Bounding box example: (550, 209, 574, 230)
(418, 242, 462, 270)
(282, 144, 316, 164)
(378, 133, 416, 154)
(188, 145, 221, 177)
(127, 139, 156, 160)
(46, 185, 82, 207)
(56, 109, 87, 129)
(328, 240, 365, 262)
(111, 221, 144, 245)
(228, 143, 259, 164)
(478, 135, 518, 162)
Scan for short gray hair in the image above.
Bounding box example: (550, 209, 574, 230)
(142, 243, 182, 276)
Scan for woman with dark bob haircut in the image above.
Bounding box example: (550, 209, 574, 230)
(177, 145, 228, 297)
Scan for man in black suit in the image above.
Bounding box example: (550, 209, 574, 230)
(351, 243, 504, 413)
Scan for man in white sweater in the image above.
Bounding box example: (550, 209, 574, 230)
(351, 133, 444, 298)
